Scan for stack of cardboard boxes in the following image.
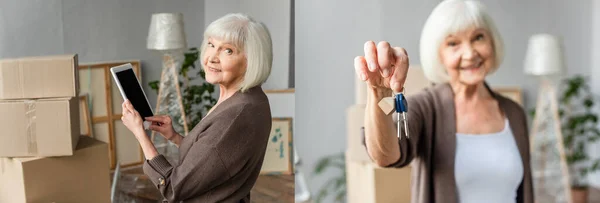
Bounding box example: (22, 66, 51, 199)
(345, 67, 431, 203)
(0, 55, 111, 202)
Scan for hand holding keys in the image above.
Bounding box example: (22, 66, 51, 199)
(355, 40, 411, 139)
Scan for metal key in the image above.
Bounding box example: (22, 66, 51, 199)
(394, 91, 409, 139)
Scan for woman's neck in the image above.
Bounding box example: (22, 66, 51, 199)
(217, 84, 239, 104)
(206, 84, 238, 117)
(206, 79, 243, 117)
(449, 80, 492, 103)
(216, 75, 245, 104)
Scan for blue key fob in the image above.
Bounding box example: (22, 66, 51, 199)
(395, 93, 408, 113)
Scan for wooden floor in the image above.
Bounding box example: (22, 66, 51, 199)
(111, 166, 295, 203)
(112, 166, 599, 203)
(591, 187, 600, 203)
(250, 174, 295, 203)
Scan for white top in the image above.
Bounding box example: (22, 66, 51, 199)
(455, 119, 523, 203)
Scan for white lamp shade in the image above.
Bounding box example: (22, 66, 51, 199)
(147, 13, 187, 50)
(524, 34, 565, 76)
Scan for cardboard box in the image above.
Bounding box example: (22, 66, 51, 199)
(0, 54, 79, 99)
(0, 136, 111, 203)
(0, 97, 80, 157)
(401, 66, 432, 95)
(346, 155, 411, 203)
(346, 104, 372, 162)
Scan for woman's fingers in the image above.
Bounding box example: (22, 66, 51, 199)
(364, 41, 379, 72)
(122, 100, 134, 115)
(145, 116, 164, 123)
(151, 121, 163, 127)
(125, 100, 136, 112)
(145, 116, 171, 128)
(390, 47, 410, 92)
(162, 115, 171, 124)
(122, 102, 129, 115)
(148, 124, 163, 132)
(377, 41, 394, 78)
(354, 56, 369, 81)
(124, 100, 143, 118)
(359, 41, 411, 92)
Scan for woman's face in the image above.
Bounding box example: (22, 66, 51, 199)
(203, 37, 247, 87)
(439, 27, 495, 86)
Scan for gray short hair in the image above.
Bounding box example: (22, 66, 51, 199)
(419, 0, 504, 84)
(200, 13, 273, 92)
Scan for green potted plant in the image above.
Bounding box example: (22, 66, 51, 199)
(535, 75, 600, 203)
(149, 47, 217, 129)
(313, 153, 346, 203)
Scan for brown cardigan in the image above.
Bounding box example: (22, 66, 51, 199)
(364, 83, 533, 203)
(143, 86, 272, 203)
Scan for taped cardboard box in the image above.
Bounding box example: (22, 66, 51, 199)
(0, 97, 79, 157)
(0, 136, 110, 203)
(0, 54, 79, 99)
(346, 154, 411, 203)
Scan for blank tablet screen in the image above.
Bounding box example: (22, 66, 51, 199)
(115, 69, 154, 120)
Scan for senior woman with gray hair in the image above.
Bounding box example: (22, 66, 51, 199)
(121, 13, 273, 202)
(356, 0, 533, 203)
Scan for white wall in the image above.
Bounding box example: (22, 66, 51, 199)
(295, 0, 595, 201)
(0, 0, 205, 108)
(204, 0, 292, 90)
(589, 0, 600, 188)
(0, 0, 65, 57)
(0, 0, 293, 107)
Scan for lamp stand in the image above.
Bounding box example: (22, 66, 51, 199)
(530, 78, 572, 203)
(152, 51, 189, 163)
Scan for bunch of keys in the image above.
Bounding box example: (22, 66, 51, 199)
(378, 88, 409, 139)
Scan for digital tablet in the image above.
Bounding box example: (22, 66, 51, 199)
(110, 63, 154, 130)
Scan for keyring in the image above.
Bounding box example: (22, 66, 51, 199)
(394, 88, 409, 139)
(376, 87, 409, 140)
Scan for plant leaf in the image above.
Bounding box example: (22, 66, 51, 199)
(529, 109, 536, 117)
(316, 178, 340, 203)
(334, 177, 345, 191)
(584, 97, 594, 108)
(335, 188, 346, 202)
(564, 134, 575, 147)
(149, 81, 160, 94)
(199, 69, 206, 79)
(591, 128, 600, 136)
(592, 160, 600, 171)
(312, 152, 347, 203)
(314, 157, 331, 174)
(587, 114, 598, 123)
(559, 109, 564, 117)
(581, 168, 589, 177)
(315, 189, 328, 203)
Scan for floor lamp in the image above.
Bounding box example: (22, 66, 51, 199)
(147, 13, 189, 163)
(526, 34, 572, 203)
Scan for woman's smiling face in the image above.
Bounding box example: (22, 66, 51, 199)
(439, 27, 496, 85)
(202, 37, 247, 87)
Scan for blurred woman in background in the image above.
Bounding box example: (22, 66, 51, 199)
(356, 0, 533, 202)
